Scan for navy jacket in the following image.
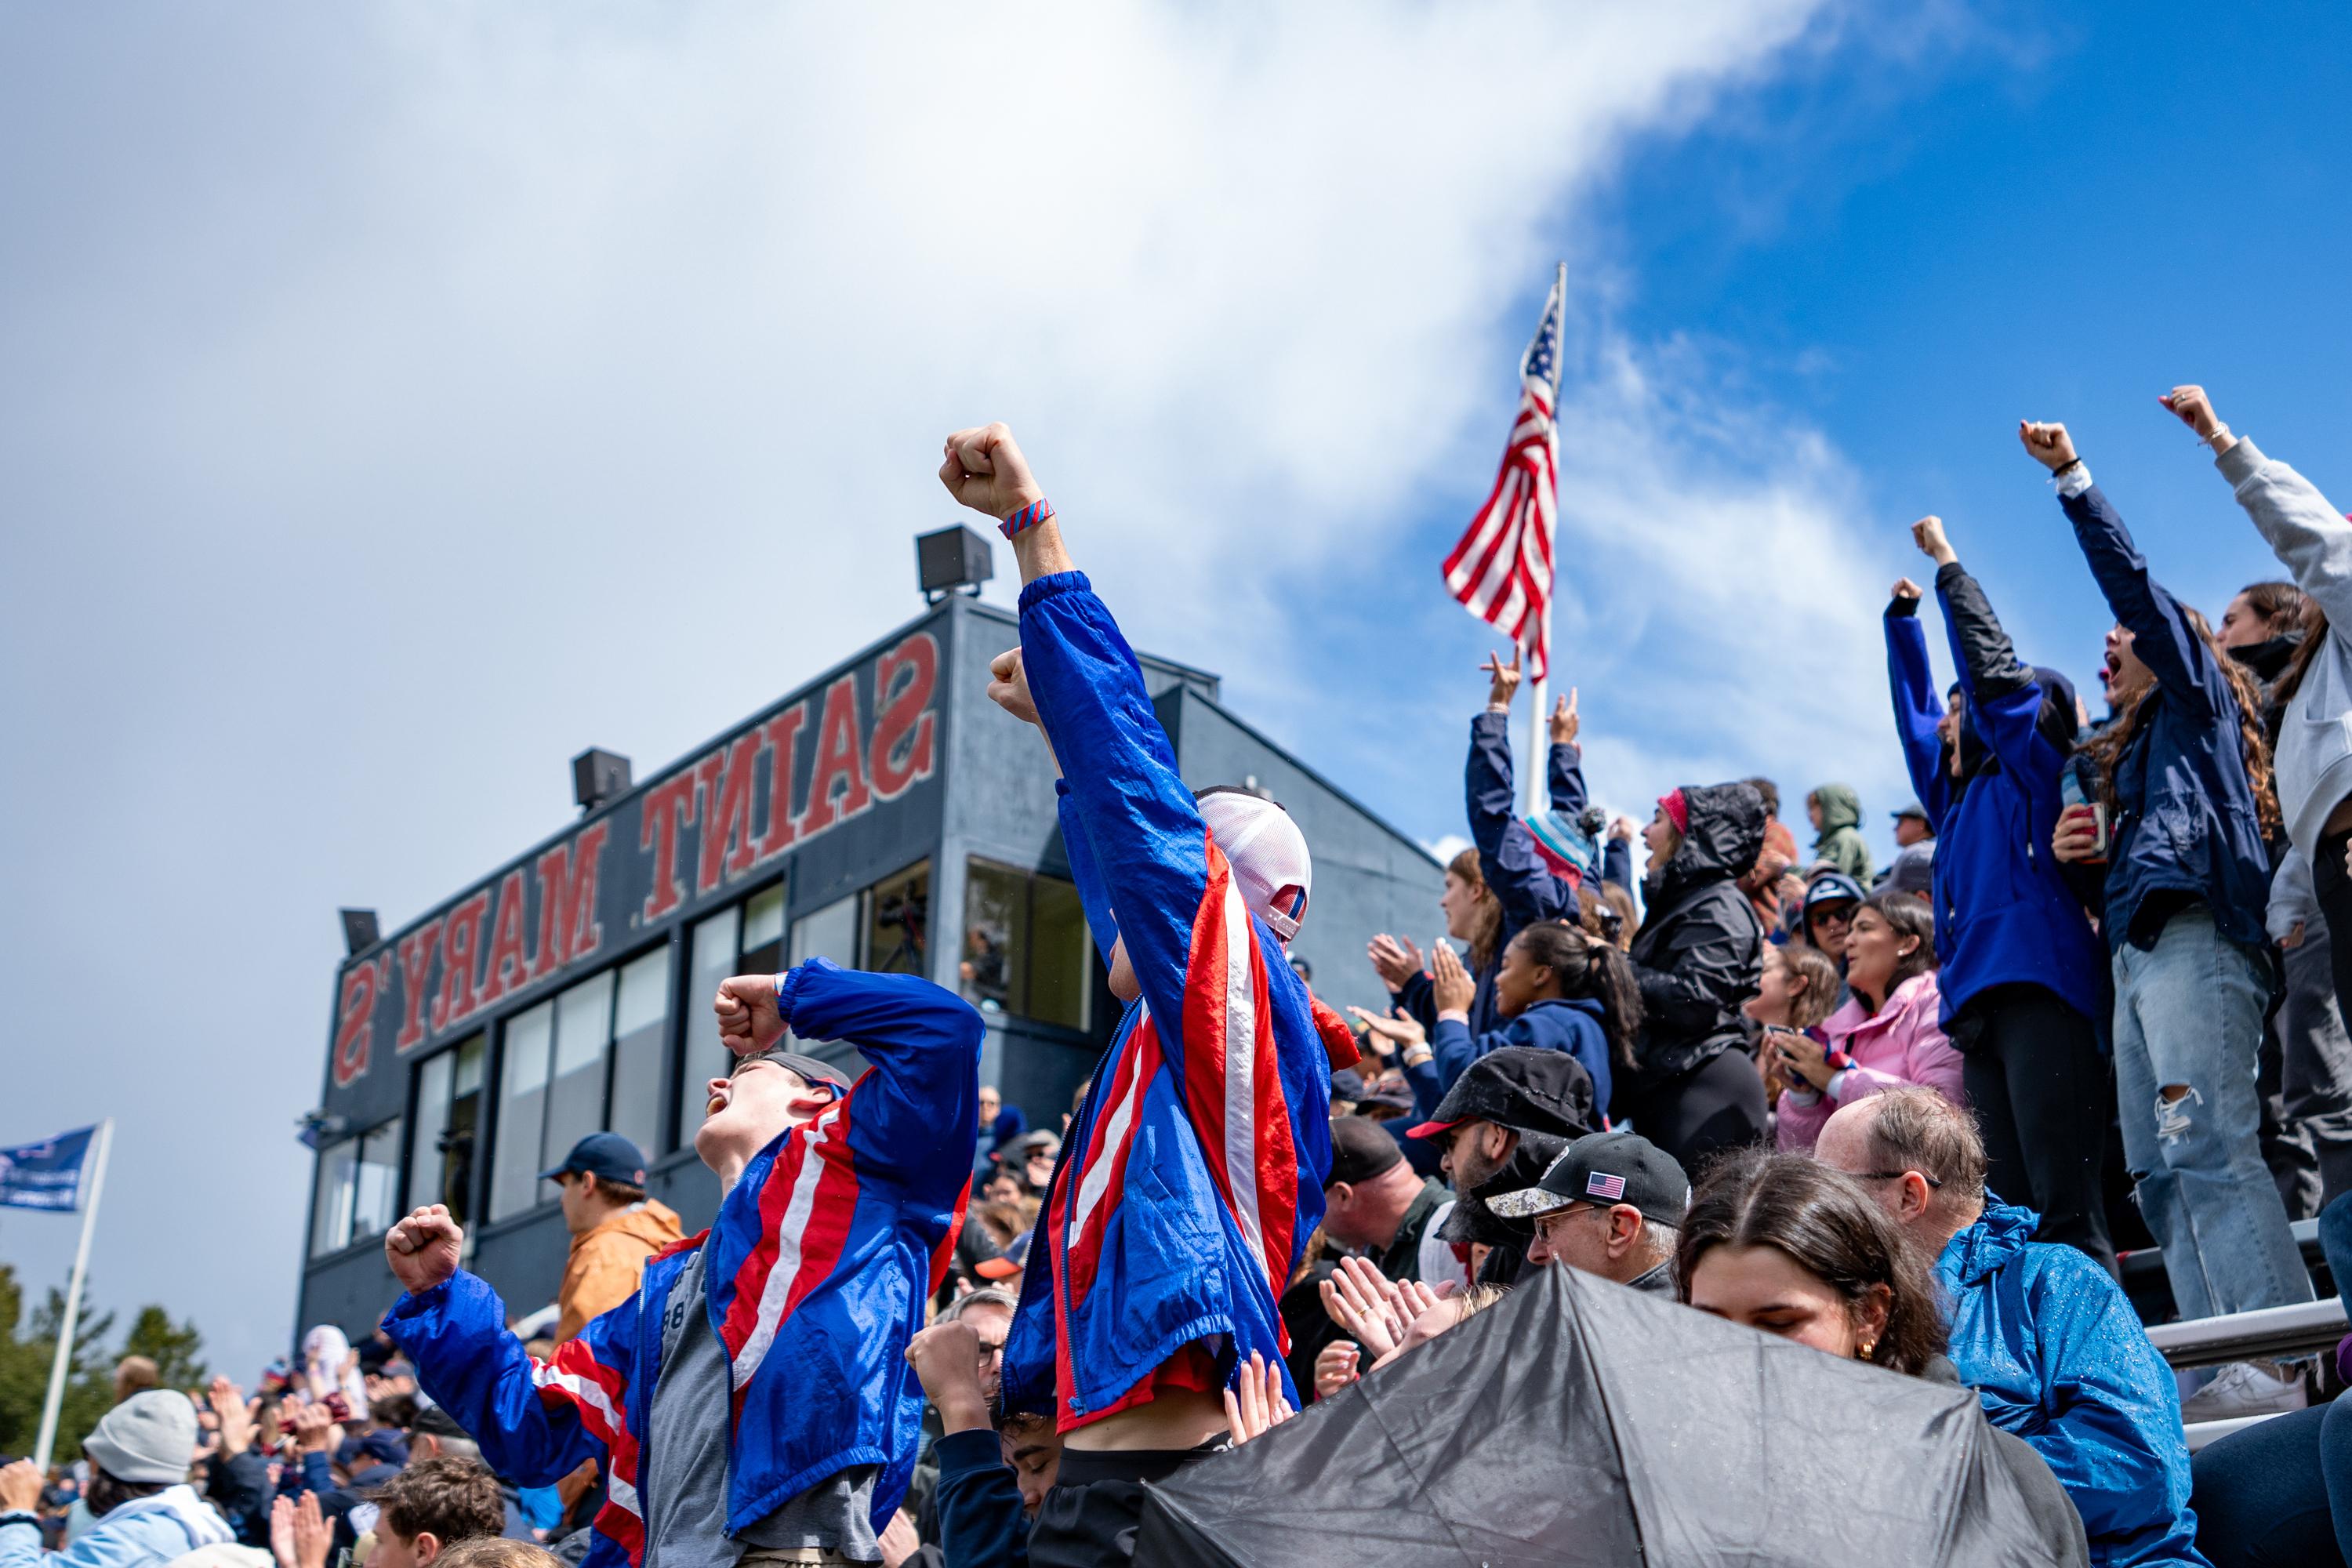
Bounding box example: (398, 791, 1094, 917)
(1432, 996, 1614, 1114)
(933, 1430, 1028, 1568)
(2060, 479, 2274, 953)
(1886, 565, 2107, 1030)
(1461, 713, 1586, 1029)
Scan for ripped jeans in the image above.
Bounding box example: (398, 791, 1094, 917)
(2114, 906, 2315, 1320)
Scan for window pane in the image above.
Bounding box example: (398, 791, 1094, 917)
(789, 895, 858, 970)
(743, 885, 786, 958)
(445, 1036, 485, 1227)
(1027, 873, 1092, 1032)
(545, 971, 615, 1188)
(864, 863, 930, 976)
(675, 906, 742, 1152)
(491, 1001, 554, 1221)
(960, 861, 1024, 1015)
(409, 1051, 452, 1236)
(310, 1138, 358, 1257)
(610, 947, 671, 1160)
(350, 1119, 404, 1240)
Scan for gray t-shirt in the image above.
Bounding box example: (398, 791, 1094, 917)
(640, 1245, 879, 1568)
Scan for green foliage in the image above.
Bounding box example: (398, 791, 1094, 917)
(0, 1263, 209, 1463)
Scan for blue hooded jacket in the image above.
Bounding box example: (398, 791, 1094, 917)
(1939, 1199, 2205, 1567)
(1431, 996, 1614, 1113)
(1885, 563, 2109, 1030)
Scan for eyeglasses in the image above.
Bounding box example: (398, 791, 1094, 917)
(1809, 908, 1853, 927)
(1853, 1170, 1943, 1189)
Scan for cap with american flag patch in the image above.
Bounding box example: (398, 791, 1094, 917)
(1486, 1130, 1690, 1226)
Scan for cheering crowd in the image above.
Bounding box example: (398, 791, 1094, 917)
(13, 387, 2352, 1566)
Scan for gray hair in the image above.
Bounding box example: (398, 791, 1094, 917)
(940, 1287, 1018, 1323)
(1860, 1087, 1987, 1207)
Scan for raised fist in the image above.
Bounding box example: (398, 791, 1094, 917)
(1910, 516, 1955, 565)
(713, 975, 787, 1055)
(938, 424, 1044, 521)
(2160, 384, 2223, 440)
(986, 647, 1040, 727)
(1890, 578, 1924, 604)
(384, 1205, 463, 1295)
(2019, 421, 2078, 473)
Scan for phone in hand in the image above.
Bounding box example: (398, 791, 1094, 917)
(321, 1392, 350, 1422)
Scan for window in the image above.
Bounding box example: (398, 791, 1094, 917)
(608, 948, 672, 1161)
(309, 1119, 404, 1258)
(489, 1000, 554, 1221)
(863, 862, 930, 976)
(490, 952, 677, 1221)
(960, 859, 1091, 1031)
(789, 893, 858, 969)
(408, 1035, 485, 1228)
(673, 886, 785, 1153)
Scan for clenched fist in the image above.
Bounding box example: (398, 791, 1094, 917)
(1910, 516, 1955, 566)
(385, 1205, 463, 1294)
(713, 974, 787, 1055)
(939, 424, 1044, 521)
(986, 648, 1040, 727)
(2019, 421, 2079, 472)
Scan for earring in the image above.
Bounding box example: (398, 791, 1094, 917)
(1859, 1339, 1877, 1363)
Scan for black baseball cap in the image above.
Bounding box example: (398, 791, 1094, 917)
(1486, 1130, 1690, 1226)
(1404, 1047, 1596, 1143)
(540, 1131, 649, 1185)
(1326, 1115, 1405, 1187)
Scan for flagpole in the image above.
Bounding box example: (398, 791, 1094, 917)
(1528, 259, 1566, 819)
(34, 1119, 113, 1471)
(1527, 664, 1547, 817)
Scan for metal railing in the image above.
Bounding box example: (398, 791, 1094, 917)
(2146, 1297, 2347, 1370)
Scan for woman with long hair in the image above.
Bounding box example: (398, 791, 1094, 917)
(1678, 1151, 2089, 1563)
(1768, 894, 1962, 1152)
(1887, 513, 2116, 1272)
(2026, 418, 2313, 1410)
(1368, 845, 1502, 1035)
(1620, 784, 1770, 1168)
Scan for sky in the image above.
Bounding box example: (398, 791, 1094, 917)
(5, 0, 2351, 1389)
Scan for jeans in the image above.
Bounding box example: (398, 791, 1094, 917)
(2112, 906, 2314, 1319)
(1957, 983, 2117, 1277)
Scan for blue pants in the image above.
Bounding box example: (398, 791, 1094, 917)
(2113, 908, 2314, 1318)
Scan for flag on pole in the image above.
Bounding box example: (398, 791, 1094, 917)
(1442, 267, 1566, 681)
(0, 1125, 99, 1213)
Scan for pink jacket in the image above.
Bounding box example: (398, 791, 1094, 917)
(1775, 971, 1964, 1152)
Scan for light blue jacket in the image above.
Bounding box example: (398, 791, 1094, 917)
(1940, 1200, 2208, 1568)
(0, 1485, 234, 1568)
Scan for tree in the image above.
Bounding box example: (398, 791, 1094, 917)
(0, 1264, 209, 1462)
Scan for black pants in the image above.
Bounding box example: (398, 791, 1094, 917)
(1628, 1050, 1766, 1177)
(1029, 1439, 1222, 1568)
(1955, 983, 2117, 1278)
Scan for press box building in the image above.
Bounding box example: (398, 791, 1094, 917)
(297, 557, 1445, 1336)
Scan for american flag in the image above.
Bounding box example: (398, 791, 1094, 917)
(1442, 265, 1566, 680)
(1586, 1171, 1627, 1201)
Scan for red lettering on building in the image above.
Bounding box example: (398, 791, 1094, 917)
(752, 704, 807, 863)
(535, 822, 610, 976)
(795, 673, 872, 840)
(476, 869, 534, 1006)
(695, 732, 762, 895)
(869, 632, 938, 800)
(332, 961, 379, 1087)
(432, 889, 492, 1029)
(394, 918, 445, 1054)
(640, 771, 701, 922)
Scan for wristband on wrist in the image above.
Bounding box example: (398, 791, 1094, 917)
(1000, 497, 1054, 539)
(2199, 422, 2231, 448)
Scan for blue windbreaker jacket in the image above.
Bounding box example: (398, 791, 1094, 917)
(1431, 996, 1613, 1112)
(2060, 479, 2273, 953)
(1000, 571, 1334, 1428)
(1885, 565, 2107, 1029)
(1940, 1200, 2206, 1567)
(383, 960, 982, 1568)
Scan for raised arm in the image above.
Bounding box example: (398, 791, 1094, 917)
(2022, 419, 2228, 722)
(1468, 653, 1575, 927)
(775, 959, 983, 1201)
(1917, 515, 2060, 790)
(1546, 688, 1588, 816)
(2165, 384, 2352, 633)
(1882, 574, 1949, 827)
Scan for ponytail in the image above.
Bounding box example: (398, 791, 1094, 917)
(1515, 921, 1647, 1074)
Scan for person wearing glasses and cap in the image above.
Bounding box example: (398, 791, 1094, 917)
(1486, 1131, 1689, 1298)
(379, 958, 985, 1568)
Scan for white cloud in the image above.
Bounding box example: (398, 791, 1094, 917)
(1, 0, 1940, 1387)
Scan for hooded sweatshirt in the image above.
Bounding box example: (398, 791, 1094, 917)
(1624, 782, 1767, 1095)
(1938, 1199, 2203, 1567)
(1808, 784, 1874, 884)
(557, 1200, 686, 1344)
(0, 1484, 235, 1568)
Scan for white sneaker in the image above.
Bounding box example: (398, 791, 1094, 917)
(2179, 1362, 2310, 1423)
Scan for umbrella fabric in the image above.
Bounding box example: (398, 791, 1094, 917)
(1134, 1262, 2078, 1567)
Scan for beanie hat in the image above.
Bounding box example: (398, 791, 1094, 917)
(85, 1389, 199, 1484)
(1196, 789, 1312, 942)
(1657, 789, 1690, 836)
(1523, 809, 1599, 885)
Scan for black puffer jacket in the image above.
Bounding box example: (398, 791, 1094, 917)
(1624, 782, 1767, 1091)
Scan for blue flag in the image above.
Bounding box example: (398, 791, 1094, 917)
(0, 1126, 97, 1212)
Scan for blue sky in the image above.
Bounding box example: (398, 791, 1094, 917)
(6, 1, 2350, 1390)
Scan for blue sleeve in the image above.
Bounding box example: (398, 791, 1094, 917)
(1467, 713, 1573, 929)
(2061, 484, 2230, 724)
(1884, 602, 1952, 831)
(1392, 971, 1436, 1035)
(1548, 742, 1588, 818)
(0, 1518, 39, 1568)
(933, 1429, 1029, 1568)
(381, 1271, 612, 1487)
(1054, 782, 1121, 965)
(1399, 1049, 1445, 1125)
(1430, 1017, 1477, 1094)
(1602, 837, 1633, 895)
(2024, 1254, 2198, 1550)
(1936, 563, 2063, 804)
(779, 958, 982, 1204)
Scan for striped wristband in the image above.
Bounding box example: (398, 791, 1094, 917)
(1000, 497, 1054, 539)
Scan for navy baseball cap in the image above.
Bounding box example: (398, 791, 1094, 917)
(541, 1131, 649, 1185)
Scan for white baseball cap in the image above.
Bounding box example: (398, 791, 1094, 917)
(1196, 789, 1312, 942)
